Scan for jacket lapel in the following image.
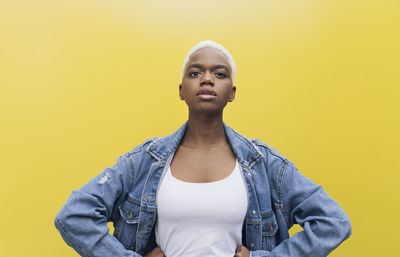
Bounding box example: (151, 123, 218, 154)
(146, 120, 264, 168)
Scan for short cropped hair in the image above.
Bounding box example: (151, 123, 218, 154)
(181, 40, 236, 82)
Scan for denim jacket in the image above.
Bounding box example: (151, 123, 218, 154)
(55, 121, 351, 257)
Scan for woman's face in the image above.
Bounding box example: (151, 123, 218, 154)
(179, 47, 236, 114)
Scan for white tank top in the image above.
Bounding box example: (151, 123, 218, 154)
(155, 158, 248, 257)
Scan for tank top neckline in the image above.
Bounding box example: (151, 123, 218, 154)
(167, 158, 239, 185)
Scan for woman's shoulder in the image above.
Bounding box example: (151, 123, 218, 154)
(225, 124, 289, 164)
(123, 137, 160, 158)
(249, 138, 289, 164)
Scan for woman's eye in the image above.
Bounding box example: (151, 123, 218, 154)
(215, 72, 227, 78)
(189, 71, 200, 77)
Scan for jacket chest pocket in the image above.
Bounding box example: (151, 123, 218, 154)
(115, 199, 141, 251)
(261, 211, 278, 251)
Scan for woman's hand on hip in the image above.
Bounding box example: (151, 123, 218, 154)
(144, 245, 165, 257)
(235, 245, 250, 257)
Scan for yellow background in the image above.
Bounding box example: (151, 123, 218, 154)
(1, 0, 399, 256)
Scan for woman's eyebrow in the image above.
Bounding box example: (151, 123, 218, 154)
(187, 63, 230, 73)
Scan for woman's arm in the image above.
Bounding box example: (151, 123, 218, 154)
(54, 154, 142, 257)
(276, 160, 351, 256)
(250, 160, 352, 257)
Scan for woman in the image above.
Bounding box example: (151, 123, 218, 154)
(55, 40, 352, 257)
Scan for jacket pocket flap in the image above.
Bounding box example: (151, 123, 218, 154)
(119, 199, 140, 224)
(261, 211, 278, 236)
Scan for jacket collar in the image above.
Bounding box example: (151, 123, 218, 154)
(146, 120, 264, 169)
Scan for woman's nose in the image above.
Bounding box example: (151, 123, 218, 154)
(201, 71, 214, 86)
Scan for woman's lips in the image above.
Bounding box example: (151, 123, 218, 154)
(197, 94, 217, 100)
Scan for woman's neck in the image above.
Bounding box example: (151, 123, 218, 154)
(181, 111, 229, 148)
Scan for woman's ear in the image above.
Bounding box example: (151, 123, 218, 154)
(229, 85, 236, 102)
(179, 84, 184, 100)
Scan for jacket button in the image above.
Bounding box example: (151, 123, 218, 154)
(252, 210, 256, 214)
(250, 243, 254, 248)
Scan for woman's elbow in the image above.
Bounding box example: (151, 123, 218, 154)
(342, 214, 352, 241)
(333, 212, 352, 243)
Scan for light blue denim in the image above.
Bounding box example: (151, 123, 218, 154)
(55, 120, 351, 257)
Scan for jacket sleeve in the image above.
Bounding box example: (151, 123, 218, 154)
(54, 154, 143, 257)
(269, 160, 352, 257)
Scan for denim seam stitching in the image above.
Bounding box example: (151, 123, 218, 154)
(127, 155, 136, 187)
(262, 233, 266, 250)
(114, 216, 123, 239)
(278, 161, 290, 227)
(134, 161, 157, 252)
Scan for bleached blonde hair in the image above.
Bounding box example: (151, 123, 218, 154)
(181, 40, 236, 82)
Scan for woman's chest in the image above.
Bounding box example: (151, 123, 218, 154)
(169, 145, 237, 183)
